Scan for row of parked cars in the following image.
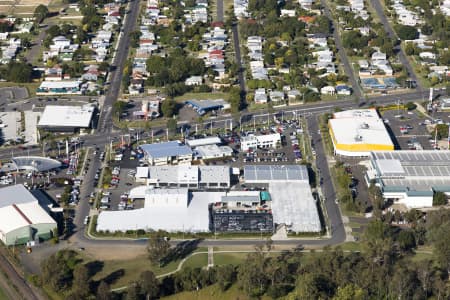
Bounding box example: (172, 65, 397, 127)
(66, 154, 79, 175)
(290, 132, 302, 162)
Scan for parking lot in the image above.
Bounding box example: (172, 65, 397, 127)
(99, 148, 144, 212)
(0, 87, 28, 102)
(382, 110, 434, 150)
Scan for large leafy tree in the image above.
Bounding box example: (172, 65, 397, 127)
(34, 4, 49, 23)
(147, 231, 171, 266)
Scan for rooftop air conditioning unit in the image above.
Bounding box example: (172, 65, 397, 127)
(354, 135, 363, 142)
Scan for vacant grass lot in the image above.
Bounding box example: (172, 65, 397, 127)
(174, 92, 229, 103)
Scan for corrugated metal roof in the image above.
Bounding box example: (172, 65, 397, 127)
(244, 165, 309, 182)
(140, 141, 192, 159)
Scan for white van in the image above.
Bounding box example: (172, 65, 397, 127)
(100, 197, 110, 204)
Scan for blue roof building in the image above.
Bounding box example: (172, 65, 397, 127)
(140, 141, 193, 166)
(185, 99, 230, 115)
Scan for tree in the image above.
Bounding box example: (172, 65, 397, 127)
(139, 270, 159, 299)
(112, 101, 127, 118)
(98, 62, 109, 73)
(167, 119, 177, 136)
(34, 4, 49, 23)
(1, 61, 33, 83)
(405, 102, 417, 111)
(433, 191, 447, 206)
(96, 281, 112, 300)
(72, 264, 90, 298)
(40, 250, 78, 292)
(394, 24, 419, 40)
(126, 281, 141, 300)
(215, 265, 236, 291)
(228, 87, 242, 113)
(432, 124, 449, 140)
(332, 284, 366, 300)
(161, 99, 176, 118)
(397, 230, 416, 252)
(130, 30, 142, 48)
(147, 231, 171, 266)
(404, 42, 418, 55)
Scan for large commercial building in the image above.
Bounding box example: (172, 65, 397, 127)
(186, 136, 233, 160)
(97, 165, 321, 234)
(37, 105, 95, 132)
(134, 165, 230, 189)
(244, 165, 322, 233)
(36, 81, 82, 95)
(0, 185, 57, 245)
(241, 133, 281, 151)
(140, 141, 193, 166)
(97, 189, 224, 232)
(366, 150, 450, 208)
(328, 109, 394, 157)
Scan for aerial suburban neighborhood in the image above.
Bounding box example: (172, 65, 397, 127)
(0, 0, 448, 299)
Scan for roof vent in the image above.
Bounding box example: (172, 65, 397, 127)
(360, 123, 369, 129)
(354, 135, 363, 142)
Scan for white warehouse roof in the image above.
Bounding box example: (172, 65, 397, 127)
(0, 185, 56, 235)
(38, 105, 95, 128)
(185, 136, 221, 147)
(329, 108, 394, 156)
(97, 191, 225, 232)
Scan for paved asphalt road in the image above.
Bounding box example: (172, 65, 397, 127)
(232, 23, 246, 94)
(216, 0, 224, 22)
(26, 23, 50, 64)
(370, 0, 422, 90)
(0, 90, 434, 160)
(320, 0, 362, 99)
(97, 0, 140, 133)
(308, 117, 345, 244)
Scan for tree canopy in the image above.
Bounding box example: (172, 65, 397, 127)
(394, 24, 419, 40)
(34, 4, 49, 23)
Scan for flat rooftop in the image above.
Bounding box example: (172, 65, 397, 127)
(371, 151, 450, 192)
(244, 165, 309, 182)
(329, 118, 393, 147)
(185, 136, 221, 147)
(97, 191, 225, 232)
(140, 141, 192, 159)
(270, 182, 321, 232)
(38, 105, 95, 128)
(146, 165, 230, 185)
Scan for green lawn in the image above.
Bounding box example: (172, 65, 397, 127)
(90, 255, 183, 289)
(182, 253, 207, 269)
(213, 253, 248, 266)
(0, 286, 8, 300)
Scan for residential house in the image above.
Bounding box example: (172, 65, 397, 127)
(321, 86, 336, 95)
(269, 91, 284, 102)
(336, 85, 352, 96)
(44, 66, 63, 81)
(52, 36, 71, 49)
(185, 76, 203, 86)
(254, 88, 267, 104)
